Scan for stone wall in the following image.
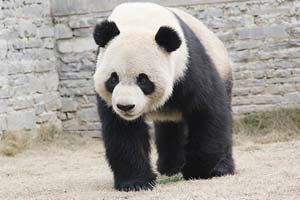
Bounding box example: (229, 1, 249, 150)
(1, 0, 300, 137)
(0, 0, 61, 137)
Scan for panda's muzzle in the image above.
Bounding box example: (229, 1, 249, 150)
(117, 104, 135, 112)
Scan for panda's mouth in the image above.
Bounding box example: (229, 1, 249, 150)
(119, 111, 143, 121)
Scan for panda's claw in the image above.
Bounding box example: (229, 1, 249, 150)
(116, 179, 156, 192)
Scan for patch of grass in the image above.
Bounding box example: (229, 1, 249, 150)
(39, 124, 62, 142)
(234, 107, 300, 144)
(158, 174, 184, 185)
(240, 145, 261, 152)
(36, 125, 89, 151)
(0, 131, 31, 156)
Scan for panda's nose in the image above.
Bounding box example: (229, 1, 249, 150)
(117, 104, 135, 112)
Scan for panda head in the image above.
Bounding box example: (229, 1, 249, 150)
(93, 20, 182, 121)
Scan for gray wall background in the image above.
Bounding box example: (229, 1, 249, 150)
(1, 0, 300, 137)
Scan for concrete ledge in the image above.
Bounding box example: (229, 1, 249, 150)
(50, 0, 250, 16)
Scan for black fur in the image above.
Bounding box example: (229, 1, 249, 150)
(155, 121, 187, 176)
(95, 13, 234, 191)
(94, 20, 120, 47)
(156, 14, 235, 179)
(96, 96, 156, 191)
(155, 26, 182, 52)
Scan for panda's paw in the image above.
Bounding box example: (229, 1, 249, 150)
(157, 156, 185, 177)
(116, 178, 156, 192)
(210, 157, 235, 177)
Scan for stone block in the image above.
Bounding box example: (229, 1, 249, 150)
(18, 20, 37, 38)
(35, 103, 46, 115)
(21, 4, 47, 17)
(34, 60, 55, 73)
(0, 74, 8, 86)
(7, 111, 36, 130)
(284, 92, 300, 103)
(238, 26, 287, 40)
(57, 37, 97, 53)
(7, 61, 34, 75)
(44, 93, 62, 112)
(232, 105, 255, 114)
(235, 41, 261, 51)
(87, 122, 101, 130)
(255, 95, 282, 105)
(0, 87, 11, 99)
(33, 72, 59, 93)
(79, 107, 99, 122)
(61, 98, 78, 112)
(12, 96, 34, 110)
(0, 116, 7, 131)
(36, 112, 59, 124)
(73, 28, 93, 37)
(38, 26, 54, 38)
(0, 40, 7, 59)
(43, 38, 55, 49)
(204, 8, 223, 18)
(69, 18, 97, 28)
(54, 24, 73, 39)
(62, 119, 80, 131)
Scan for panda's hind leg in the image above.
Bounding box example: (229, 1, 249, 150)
(181, 109, 235, 179)
(155, 121, 186, 176)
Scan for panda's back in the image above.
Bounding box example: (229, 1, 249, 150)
(170, 8, 232, 81)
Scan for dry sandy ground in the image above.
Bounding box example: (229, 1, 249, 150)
(1, 136, 300, 200)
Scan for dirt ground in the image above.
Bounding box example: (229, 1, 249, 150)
(1, 135, 300, 200)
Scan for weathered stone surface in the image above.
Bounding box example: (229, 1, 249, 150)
(18, 20, 37, 38)
(57, 37, 97, 53)
(11, 96, 34, 110)
(238, 26, 288, 39)
(34, 60, 55, 73)
(69, 18, 97, 29)
(61, 98, 78, 112)
(0, 116, 7, 131)
(79, 108, 99, 122)
(2, 0, 300, 137)
(7, 111, 36, 130)
(73, 28, 93, 37)
(0, 40, 7, 59)
(54, 24, 73, 39)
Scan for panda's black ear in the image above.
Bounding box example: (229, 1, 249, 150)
(93, 20, 120, 47)
(155, 26, 182, 53)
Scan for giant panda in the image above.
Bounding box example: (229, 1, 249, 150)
(93, 2, 234, 192)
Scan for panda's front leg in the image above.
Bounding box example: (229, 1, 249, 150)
(97, 98, 156, 192)
(155, 121, 186, 176)
(181, 108, 235, 179)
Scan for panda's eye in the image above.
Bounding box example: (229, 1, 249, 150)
(137, 74, 148, 85)
(110, 72, 119, 84)
(137, 73, 155, 95)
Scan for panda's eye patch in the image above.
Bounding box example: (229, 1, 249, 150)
(137, 73, 155, 95)
(105, 72, 119, 93)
